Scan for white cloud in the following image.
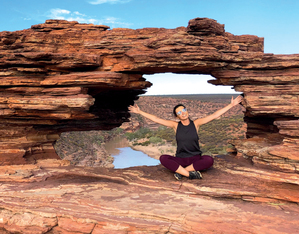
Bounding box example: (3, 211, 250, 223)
(74, 11, 86, 17)
(98, 16, 124, 26)
(49, 9, 71, 19)
(48, 8, 97, 23)
(89, 0, 131, 5)
(47, 8, 131, 28)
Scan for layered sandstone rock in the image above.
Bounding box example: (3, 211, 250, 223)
(1, 17, 299, 233)
(1, 17, 298, 172)
(0, 20, 151, 164)
(210, 65, 299, 172)
(0, 158, 298, 234)
(1, 17, 299, 171)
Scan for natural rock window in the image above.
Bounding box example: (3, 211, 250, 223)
(0, 17, 298, 173)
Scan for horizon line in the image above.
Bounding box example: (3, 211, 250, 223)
(142, 93, 240, 96)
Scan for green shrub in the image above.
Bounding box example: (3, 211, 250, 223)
(132, 140, 151, 146)
(155, 126, 175, 142)
(140, 141, 151, 146)
(149, 136, 163, 144)
(125, 132, 136, 141)
(124, 127, 153, 141)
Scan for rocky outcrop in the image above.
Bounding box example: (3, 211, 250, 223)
(0, 17, 297, 166)
(0, 158, 298, 234)
(2, 17, 298, 170)
(211, 66, 299, 172)
(1, 17, 299, 233)
(0, 21, 152, 164)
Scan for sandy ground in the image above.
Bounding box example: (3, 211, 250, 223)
(129, 142, 176, 160)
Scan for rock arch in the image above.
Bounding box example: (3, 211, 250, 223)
(0, 18, 298, 172)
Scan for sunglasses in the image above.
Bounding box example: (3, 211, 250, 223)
(176, 108, 187, 116)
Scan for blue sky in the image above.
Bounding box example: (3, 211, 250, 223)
(1, 0, 299, 95)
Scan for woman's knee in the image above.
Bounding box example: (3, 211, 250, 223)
(203, 155, 214, 164)
(194, 155, 214, 171)
(159, 154, 173, 162)
(159, 154, 180, 172)
(159, 154, 172, 164)
(203, 155, 214, 168)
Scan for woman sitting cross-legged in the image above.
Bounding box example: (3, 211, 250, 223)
(128, 95, 243, 180)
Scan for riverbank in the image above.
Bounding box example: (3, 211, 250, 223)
(129, 140, 176, 160)
(103, 136, 158, 168)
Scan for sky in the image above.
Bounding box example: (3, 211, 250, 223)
(1, 0, 299, 95)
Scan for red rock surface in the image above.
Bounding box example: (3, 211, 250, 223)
(1, 17, 298, 171)
(1, 17, 299, 233)
(0, 17, 298, 171)
(0, 158, 298, 234)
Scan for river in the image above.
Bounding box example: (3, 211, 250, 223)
(104, 136, 160, 169)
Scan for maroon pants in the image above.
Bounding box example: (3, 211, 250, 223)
(159, 154, 214, 172)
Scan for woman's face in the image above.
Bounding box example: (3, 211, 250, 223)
(175, 106, 189, 120)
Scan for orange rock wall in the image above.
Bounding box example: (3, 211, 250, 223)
(0, 18, 298, 172)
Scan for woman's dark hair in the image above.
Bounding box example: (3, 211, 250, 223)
(173, 104, 186, 117)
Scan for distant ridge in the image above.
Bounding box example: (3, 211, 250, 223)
(142, 94, 240, 102)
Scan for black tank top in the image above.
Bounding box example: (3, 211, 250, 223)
(175, 120, 202, 158)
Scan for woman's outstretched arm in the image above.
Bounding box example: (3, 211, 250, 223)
(194, 95, 243, 127)
(129, 104, 177, 130)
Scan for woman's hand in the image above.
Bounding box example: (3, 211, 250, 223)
(128, 104, 141, 114)
(230, 95, 243, 107)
